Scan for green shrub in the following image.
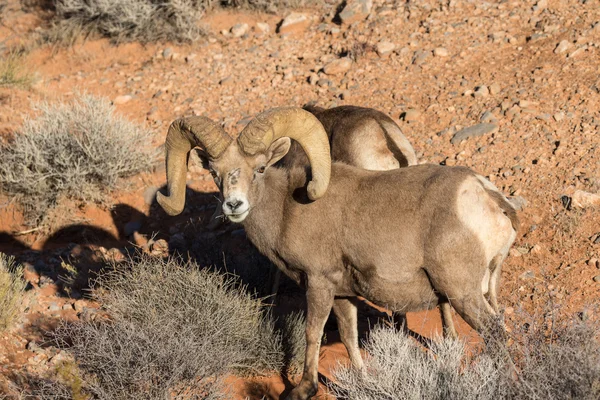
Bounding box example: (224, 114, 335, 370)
(0, 49, 33, 88)
(0, 94, 158, 225)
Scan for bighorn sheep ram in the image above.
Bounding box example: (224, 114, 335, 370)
(157, 107, 519, 400)
(283, 104, 418, 169)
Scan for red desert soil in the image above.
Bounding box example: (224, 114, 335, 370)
(1, 0, 599, 398)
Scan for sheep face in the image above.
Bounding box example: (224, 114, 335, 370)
(207, 139, 291, 223)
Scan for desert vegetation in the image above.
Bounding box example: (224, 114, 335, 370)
(330, 313, 600, 400)
(0, 94, 158, 226)
(46, 255, 283, 399)
(0, 253, 26, 332)
(0, 48, 32, 88)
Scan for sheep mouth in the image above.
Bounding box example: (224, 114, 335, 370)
(226, 210, 249, 223)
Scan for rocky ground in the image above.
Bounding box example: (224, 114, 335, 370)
(0, 0, 599, 398)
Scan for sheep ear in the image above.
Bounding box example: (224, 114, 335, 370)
(266, 137, 291, 167)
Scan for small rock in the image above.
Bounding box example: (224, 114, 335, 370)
(504, 306, 514, 315)
(256, 22, 270, 33)
(74, 300, 86, 313)
(113, 95, 132, 105)
(412, 50, 431, 65)
(571, 190, 600, 209)
(279, 13, 311, 34)
(433, 47, 449, 57)
(402, 109, 421, 122)
(519, 100, 537, 109)
(480, 110, 497, 123)
(553, 111, 565, 122)
(144, 186, 159, 205)
(554, 40, 572, 54)
(451, 123, 499, 144)
(520, 270, 535, 280)
(509, 196, 528, 211)
(323, 58, 352, 75)
(230, 23, 249, 38)
(473, 85, 489, 98)
(593, 275, 600, 283)
(505, 105, 521, 118)
(48, 302, 61, 312)
(162, 47, 173, 58)
(530, 244, 542, 254)
(489, 83, 501, 95)
(376, 41, 395, 56)
(62, 303, 74, 311)
(151, 239, 169, 256)
(338, 0, 373, 25)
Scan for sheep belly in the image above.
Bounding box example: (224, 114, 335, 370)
(346, 262, 439, 313)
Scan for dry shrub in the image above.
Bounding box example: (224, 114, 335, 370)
(329, 311, 600, 400)
(279, 310, 306, 376)
(329, 325, 499, 400)
(53, 255, 282, 399)
(52, 0, 209, 43)
(0, 253, 26, 332)
(0, 94, 158, 225)
(0, 48, 33, 88)
(221, 0, 325, 12)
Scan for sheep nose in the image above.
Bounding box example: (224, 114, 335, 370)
(226, 199, 243, 211)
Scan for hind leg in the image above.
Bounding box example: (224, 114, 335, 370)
(439, 301, 458, 339)
(488, 253, 506, 313)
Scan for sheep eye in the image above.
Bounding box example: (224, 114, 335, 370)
(257, 166, 266, 174)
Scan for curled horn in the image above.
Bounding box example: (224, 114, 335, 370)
(157, 117, 232, 216)
(237, 107, 331, 200)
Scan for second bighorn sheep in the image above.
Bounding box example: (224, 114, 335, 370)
(157, 108, 519, 400)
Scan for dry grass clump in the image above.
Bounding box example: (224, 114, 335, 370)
(0, 49, 33, 88)
(0, 94, 158, 225)
(0, 253, 26, 332)
(329, 312, 600, 400)
(48, 0, 327, 44)
(53, 255, 282, 399)
(329, 325, 499, 400)
(279, 310, 306, 376)
(52, 0, 209, 43)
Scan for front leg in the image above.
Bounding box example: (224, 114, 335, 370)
(286, 277, 335, 400)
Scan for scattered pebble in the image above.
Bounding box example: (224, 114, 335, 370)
(433, 47, 449, 57)
(473, 85, 489, 98)
(323, 58, 352, 75)
(113, 95, 132, 105)
(279, 13, 310, 34)
(403, 109, 421, 122)
(570, 190, 600, 209)
(376, 41, 395, 56)
(489, 83, 501, 95)
(554, 39, 572, 54)
(230, 23, 249, 38)
(339, 0, 373, 25)
(451, 123, 499, 144)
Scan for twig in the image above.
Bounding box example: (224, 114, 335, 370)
(13, 226, 43, 236)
